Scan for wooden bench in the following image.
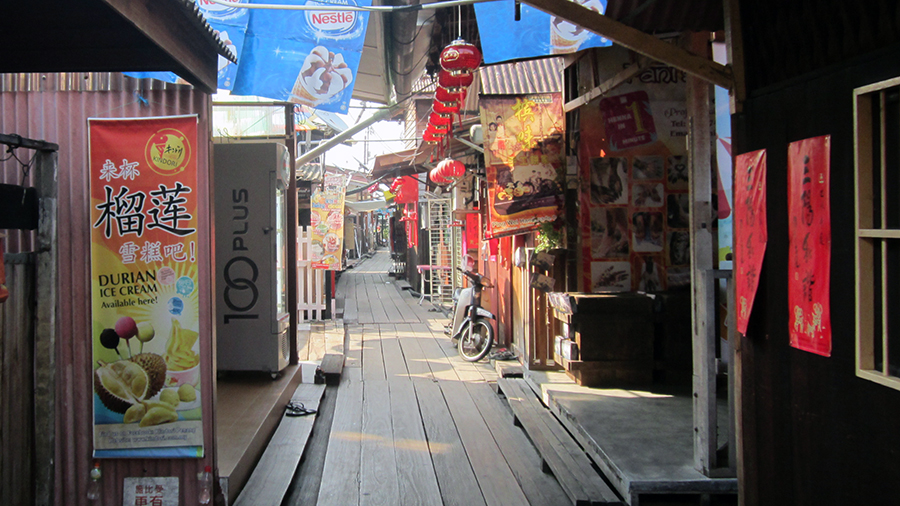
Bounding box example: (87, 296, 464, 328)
(233, 383, 326, 506)
(498, 378, 623, 506)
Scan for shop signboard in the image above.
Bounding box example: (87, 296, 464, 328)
(734, 149, 767, 335)
(480, 93, 565, 238)
(577, 44, 689, 292)
(310, 173, 348, 269)
(89, 115, 204, 458)
(474, 0, 611, 63)
(788, 135, 832, 356)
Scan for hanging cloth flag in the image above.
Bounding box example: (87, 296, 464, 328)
(232, 0, 371, 113)
(474, 0, 611, 64)
(125, 0, 249, 90)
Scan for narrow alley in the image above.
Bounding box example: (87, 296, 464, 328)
(275, 249, 615, 506)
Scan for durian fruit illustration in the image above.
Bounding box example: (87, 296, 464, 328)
(94, 351, 173, 426)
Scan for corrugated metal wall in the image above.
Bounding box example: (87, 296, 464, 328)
(0, 255, 36, 506)
(0, 72, 216, 506)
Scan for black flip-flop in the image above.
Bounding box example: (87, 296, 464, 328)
(285, 401, 317, 417)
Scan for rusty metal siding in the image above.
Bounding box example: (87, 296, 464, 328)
(0, 255, 36, 506)
(0, 72, 216, 506)
(480, 57, 563, 95)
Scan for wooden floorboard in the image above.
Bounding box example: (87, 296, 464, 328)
(360, 379, 399, 506)
(284, 384, 338, 506)
(317, 376, 363, 506)
(362, 325, 386, 381)
(389, 378, 443, 505)
(395, 324, 433, 379)
(233, 383, 325, 506)
(413, 379, 487, 506)
(380, 324, 410, 379)
(465, 381, 571, 506)
(439, 380, 530, 506)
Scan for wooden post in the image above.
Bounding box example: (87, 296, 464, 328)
(687, 31, 717, 476)
(33, 149, 58, 506)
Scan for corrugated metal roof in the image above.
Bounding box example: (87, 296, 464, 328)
(480, 57, 563, 95)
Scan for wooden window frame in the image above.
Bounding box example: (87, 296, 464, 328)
(854, 76, 900, 391)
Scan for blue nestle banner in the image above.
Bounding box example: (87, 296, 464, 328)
(231, 0, 371, 113)
(474, 0, 611, 64)
(125, 0, 250, 90)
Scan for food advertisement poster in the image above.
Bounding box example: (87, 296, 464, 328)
(788, 136, 831, 356)
(480, 94, 564, 238)
(734, 149, 767, 335)
(232, 0, 371, 113)
(89, 116, 204, 458)
(125, 0, 249, 91)
(578, 45, 690, 292)
(311, 173, 347, 269)
(474, 0, 611, 63)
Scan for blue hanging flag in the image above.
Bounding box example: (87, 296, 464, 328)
(231, 0, 371, 113)
(474, 0, 611, 64)
(125, 0, 250, 91)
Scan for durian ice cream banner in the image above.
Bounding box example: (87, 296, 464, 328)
(89, 115, 204, 458)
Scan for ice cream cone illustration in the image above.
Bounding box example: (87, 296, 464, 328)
(549, 0, 604, 54)
(290, 46, 354, 107)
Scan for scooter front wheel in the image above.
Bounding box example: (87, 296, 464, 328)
(458, 318, 494, 362)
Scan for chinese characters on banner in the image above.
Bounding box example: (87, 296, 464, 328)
(480, 94, 565, 238)
(123, 477, 179, 506)
(788, 136, 831, 356)
(89, 116, 204, 458)
(734, 149, 767, 335)
(310, 173, 347, 269)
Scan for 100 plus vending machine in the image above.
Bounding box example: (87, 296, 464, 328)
(214, 142, 290, 374)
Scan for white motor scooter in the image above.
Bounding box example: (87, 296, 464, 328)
(444, 268, 495, 361)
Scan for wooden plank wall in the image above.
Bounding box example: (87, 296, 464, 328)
(0, 255, 35, 506)
(736, 27, 900, 504)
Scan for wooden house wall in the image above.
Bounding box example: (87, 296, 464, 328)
(735, 36, 900, 506)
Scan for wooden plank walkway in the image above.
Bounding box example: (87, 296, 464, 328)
(291, 250, 604, 506)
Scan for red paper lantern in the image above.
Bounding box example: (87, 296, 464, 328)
(435, 86, 465, 107)
(436, 158, 466, 183)
(426, 122, 449, 134)
(433, 99, 460, 116)
(429, 112, 452, 127)
(423, 130, 444, 143)
(440, 39, 482, 76)
(438, 69, 474, 92)
(430, 166, 450, 185)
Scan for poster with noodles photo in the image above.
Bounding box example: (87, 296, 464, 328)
(88, 116, 204, 458)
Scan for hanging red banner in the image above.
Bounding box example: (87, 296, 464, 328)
(788, 135, 831, 356)
(734, 149, 767, 335)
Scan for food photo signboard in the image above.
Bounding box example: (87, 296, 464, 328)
(310, 173, 347, 269)
(89, 116, 204, 458)
(480, 93, 565, 238)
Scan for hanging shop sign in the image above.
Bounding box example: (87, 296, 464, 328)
(788, 135, 831, 356)
(734, 149, 767, 336)
(232, 0, 371, 112)
(480, 93, 565, 238)
(88, 115, 204, 458)
(310, 173, 348, 269)
(474, 0, 611, 63)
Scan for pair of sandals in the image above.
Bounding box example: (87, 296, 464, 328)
(490, 348, 517, 361)
(285, 401, 317, 417)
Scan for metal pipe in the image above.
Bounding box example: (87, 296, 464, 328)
(206, 0, 500, 13)
(295, 103, 404, 167)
